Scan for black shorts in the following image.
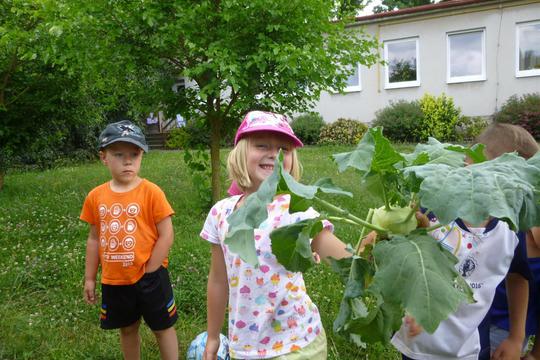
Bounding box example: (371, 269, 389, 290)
(100, 266, 178, 331)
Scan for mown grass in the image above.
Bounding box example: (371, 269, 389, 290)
(0, 145, 414, 359)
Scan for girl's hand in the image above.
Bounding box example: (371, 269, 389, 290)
(83, 279, 97, 304)
(404, 316, 423, 337)
(203, 336, 220, 360)
(359, 230, 378, 253)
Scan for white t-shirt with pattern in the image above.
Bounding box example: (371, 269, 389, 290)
(200, 194, 332, 359)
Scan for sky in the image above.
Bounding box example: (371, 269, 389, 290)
(359, 0, 381, 15)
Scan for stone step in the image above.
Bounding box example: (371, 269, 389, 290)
(146, 132, 168, 150)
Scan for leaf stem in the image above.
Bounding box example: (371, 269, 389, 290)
(403, 202, 419, 224)
(354, 208, 374, 255)
(425, 223, 444, 232)
(379, 173, 391, 211)
(313, 196, 387, 233)
(327, 216, 362, 227)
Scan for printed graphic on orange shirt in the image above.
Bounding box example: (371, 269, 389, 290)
(99, 202, 139, 266)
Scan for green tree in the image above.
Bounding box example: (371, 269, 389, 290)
(373, 0, 433, 13)
(64, 0, 379, 202)
(388, 59, 417, 82)
(0, 0, 164, 190)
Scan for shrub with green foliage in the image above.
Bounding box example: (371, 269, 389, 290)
(418, 93, 461, 141)
(291, 113, 326, 145)
(166, 127, 190, 149)
(455, 116, 489, 142)
(372, 100, 424, 142)
(318, 118, 368, 145)
(494, 93, 540, 140)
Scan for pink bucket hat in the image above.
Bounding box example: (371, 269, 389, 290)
(234, 111, 303, 147)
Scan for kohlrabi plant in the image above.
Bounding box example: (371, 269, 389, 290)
(224, 127, 540, 346)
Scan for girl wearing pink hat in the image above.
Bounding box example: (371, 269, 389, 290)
(200, 111, 350, 359)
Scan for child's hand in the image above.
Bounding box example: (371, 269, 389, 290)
(492, 337, 524, 360)
(359, 230, 378, 253)
(203, 335, 221, 360)
(404, 316, 423, 337)
(415, 212, 430, 228)
(83, 279, 97, 304)
(492, 339, 522, 360)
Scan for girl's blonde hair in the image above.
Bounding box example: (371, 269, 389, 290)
(476, 123, 539, 160)
(227, 137, 302, 192)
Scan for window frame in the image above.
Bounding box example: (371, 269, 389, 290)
(515, 20, 540, 78)
(383, 37, 421, 89)
(344, 63, 362, 92)
(446, 28, 486, 84)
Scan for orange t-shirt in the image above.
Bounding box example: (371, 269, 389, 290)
(80, 179, 175, 285)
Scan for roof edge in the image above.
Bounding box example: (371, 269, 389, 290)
(352, 0, 519, 24)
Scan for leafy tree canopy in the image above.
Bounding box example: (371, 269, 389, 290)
(58, 0, 380, 201)
(373, 0, 434, 13)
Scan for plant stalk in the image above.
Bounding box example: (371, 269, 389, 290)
(354, 208, 374, 255)
(379, 173, 391, 211)
(313, 196, 387, 233)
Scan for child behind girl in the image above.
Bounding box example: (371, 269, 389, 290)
(200, 111, 351, 359)
(390, 122, 533, 360)
(480, 123, 540, 359)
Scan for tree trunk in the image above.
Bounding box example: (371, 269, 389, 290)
(209, 113, 223, 203)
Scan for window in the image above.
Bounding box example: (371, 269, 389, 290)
(516, 20, 540, 77)
(447, 29, 486, 83)
(172, 77, 186, 92)
(384, 37, 420, 89)
(344, 64, 362, 92)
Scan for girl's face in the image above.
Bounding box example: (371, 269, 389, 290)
(245, 132, 294, 193)
(100, 142, 143, 187)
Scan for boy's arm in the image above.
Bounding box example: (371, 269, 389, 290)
(84, 224, 99, 304)
(492, 273, 529, 360)
(205, 244, 229, 360)
(145, 216, 174, 273)
(530, 227, 540, 248)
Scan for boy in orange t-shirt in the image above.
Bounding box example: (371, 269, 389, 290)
(80, 120, 178, 359)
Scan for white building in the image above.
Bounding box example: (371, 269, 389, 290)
(312, 0, 540, 123)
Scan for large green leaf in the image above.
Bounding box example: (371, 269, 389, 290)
(333, 127, 405, 174)
(401, 137, 467, 167)
(269, 218, 323, 272)
(330, 255, 373, 298)
(224, 158, 281, 267)
(333, 127, 406, 206)
(405, 153, 540, 230)
(278, 170, 352, 213)
(371, 232, 474, 334)
(334, 289, 402, 344)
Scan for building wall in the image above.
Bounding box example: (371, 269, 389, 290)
(312, 1, 540, 123)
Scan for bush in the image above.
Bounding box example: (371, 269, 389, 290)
(455, 116, 489, 142)
(165, 118, 211, 150)
(372, 100, 424, 142)
(166, 127, 190, 149)
(318, 118, 368, 145)
(494, 93, 540, 140)
(291, 113, 325, 145)
(418, 93, 461, 141)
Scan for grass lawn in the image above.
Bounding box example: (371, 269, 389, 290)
(0, 144, 414, 359)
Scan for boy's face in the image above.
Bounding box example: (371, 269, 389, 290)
(246, 131, 294, 191)
(100, 142, 143, 186)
